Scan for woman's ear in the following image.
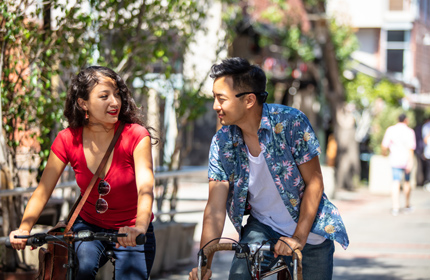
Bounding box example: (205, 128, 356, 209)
(77, 98, 87, 111)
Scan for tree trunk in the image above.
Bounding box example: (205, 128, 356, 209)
(318, 19, 360, 191)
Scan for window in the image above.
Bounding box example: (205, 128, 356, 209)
(389, 0, 403, 11)
(386, 30, 407, 73)
(386, 50, 404, 72)
(387, 31, 405, 42)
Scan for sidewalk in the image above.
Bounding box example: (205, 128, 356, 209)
(151, 181, 430, 280)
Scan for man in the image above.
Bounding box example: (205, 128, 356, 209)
(421, 117, 430, 191)
(189, 57, 348, 280)
(382, 113, 416, 215)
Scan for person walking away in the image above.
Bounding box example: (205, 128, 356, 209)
(9, 66, 156, 279)
(381, 113, 416, 216)
(421, 117, 430, 191)
(189, 57, 348, 280)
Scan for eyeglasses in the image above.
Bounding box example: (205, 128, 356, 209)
(235, 91, 269, 103)
(235, 91, 255, 98)
(96, 180, 111, 214)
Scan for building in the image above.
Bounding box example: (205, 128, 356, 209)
(327, 0, 430, 94)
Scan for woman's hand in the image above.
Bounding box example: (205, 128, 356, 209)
(9, 229, 30, 250)
(116, 226, 146, 248)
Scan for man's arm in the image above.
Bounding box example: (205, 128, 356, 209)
(274, 156, 323, 257)
(189, 180, 229, 280)
(200, 180, 229, 265)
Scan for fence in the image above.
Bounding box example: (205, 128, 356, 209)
(0, 166, 208, 276)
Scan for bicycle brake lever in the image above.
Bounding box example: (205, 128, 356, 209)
(197, 249, 207, 280)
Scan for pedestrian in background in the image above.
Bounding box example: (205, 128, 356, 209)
(381, 113, 416, 216)
(421, 117, 430, 191)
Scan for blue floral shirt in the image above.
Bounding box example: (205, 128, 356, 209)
(208, 103, 349, 249)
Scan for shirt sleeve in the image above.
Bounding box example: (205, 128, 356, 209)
(288, 111, 320, 166)
(382, 127, 391, 148)
(127, 124, 150, 153)
(208, 134, 229, 181)
(51, 130, 69, 164)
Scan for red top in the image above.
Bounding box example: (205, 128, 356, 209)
(51, 122, 152, 229)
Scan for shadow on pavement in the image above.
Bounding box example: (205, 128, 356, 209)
(334, 257, 428, 280)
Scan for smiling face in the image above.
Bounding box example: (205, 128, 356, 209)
(78, 76, 122, 127)
(212, 76, 249, 127)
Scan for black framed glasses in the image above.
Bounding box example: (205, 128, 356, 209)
(235, 91, 255, 98)
(96, 180, 111, 214)
(235, 91, 269, 102)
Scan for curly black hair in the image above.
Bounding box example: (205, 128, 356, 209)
(64, 66, 158, 142)
(64, 66, 145, 127)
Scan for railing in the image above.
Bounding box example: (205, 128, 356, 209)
(0, 166, 207, 197)
(0, 166, 208, 225)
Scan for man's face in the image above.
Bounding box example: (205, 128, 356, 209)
(212, 76, 248, 126)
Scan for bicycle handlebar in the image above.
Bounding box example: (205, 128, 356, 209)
(197, 241, 302, 280)
(5, 230, 147, 248)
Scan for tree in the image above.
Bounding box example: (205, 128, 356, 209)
(1, 0, 211, 271)
(0, 0, 94, 272)
(222, 0, 363, 192)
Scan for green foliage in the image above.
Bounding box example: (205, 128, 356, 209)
(92, 0, 208, 82)
(1, 0, 210, 183)
(345, 74, 404, 110)
(1, 0, 94, 181)
(329, 19, 359, 73)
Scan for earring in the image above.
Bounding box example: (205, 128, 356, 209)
(85, 110, 89, 120)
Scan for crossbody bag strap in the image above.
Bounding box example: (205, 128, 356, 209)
(64, 121, 125, 233)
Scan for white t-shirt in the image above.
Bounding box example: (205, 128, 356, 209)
(246, 146, 325, 245)
(382, 122, 416, 168)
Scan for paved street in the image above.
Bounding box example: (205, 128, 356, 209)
(151, 178, 430, 280)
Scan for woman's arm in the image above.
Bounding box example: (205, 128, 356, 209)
(9, 151, 67, 249)
(117, 136, 154, 248)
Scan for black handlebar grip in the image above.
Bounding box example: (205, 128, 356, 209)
(136, 234, 146, 245)
(270, 243, 275, 252)
(5, 237, 12, 248)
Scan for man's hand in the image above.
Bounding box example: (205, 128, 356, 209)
(189, 267, 212, 280)
(274, 236, 304, 258)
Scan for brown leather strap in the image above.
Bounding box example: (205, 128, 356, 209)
(64, 122, 125, 233)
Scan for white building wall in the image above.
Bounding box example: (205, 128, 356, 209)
(326, 0, 385, 27)
(327, 0, 420, 85)
(353, 29, 380, 68)
(182, 0, 227, 97)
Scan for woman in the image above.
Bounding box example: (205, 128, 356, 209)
(9, 66, 156, 279)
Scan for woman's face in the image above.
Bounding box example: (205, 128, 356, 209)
(78, 76, 122, 126)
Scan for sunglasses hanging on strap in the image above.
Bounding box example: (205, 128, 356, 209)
(64, 121, 125, 233)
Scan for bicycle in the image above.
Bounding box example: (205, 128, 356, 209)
(197, 238, 303, 280)
(5, 230, 146, 280)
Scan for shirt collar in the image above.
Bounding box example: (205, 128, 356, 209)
(228, 103, 271, 144)
(259, 103, 272, 131)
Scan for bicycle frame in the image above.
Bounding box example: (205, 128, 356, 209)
(197, 241, 302, 280)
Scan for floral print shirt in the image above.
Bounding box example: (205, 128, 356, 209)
(208, 103, 349, 249)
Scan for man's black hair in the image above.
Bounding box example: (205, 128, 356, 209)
(210, 57, 267, 104)
(398, 113, 407, 122)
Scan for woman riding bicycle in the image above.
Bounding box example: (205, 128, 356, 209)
(9, 66, 156, 280)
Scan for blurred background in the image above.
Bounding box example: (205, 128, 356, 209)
(0, 0, 429, 279)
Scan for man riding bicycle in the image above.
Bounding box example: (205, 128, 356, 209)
(189, 58, 349, 280)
